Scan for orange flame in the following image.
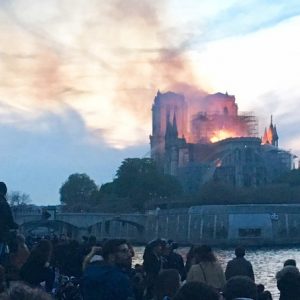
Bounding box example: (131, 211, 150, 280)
(210, 129, 240, 143)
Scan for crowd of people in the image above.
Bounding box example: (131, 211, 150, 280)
(1, 181, 300, 300)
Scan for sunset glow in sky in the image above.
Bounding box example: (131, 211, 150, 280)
(1, 0, 300, 204)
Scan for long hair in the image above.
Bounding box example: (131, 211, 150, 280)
(194, 245, 216, 263)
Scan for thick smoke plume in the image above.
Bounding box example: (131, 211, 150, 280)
(0, 0, 208, 147)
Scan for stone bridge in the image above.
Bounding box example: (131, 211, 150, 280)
(13, 204, 300, 245)
(14, 211, 147, 242)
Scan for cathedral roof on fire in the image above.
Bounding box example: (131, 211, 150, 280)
(189, 137, 261, 163)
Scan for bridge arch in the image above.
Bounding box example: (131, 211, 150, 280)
(87, 218, 145, 239)
(20, 219, 80, 238)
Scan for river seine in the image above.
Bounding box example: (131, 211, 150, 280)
(133, 246, 300, 299)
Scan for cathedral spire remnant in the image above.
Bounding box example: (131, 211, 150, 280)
(262, 115, 279, 147)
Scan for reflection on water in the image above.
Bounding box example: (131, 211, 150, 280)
(133, 246, 300, 299)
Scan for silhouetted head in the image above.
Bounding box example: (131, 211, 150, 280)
(235, 246, 246, 258)
(257, 283, 265, 294)
(284, 259, 296, 267)
(29, 239, 53, 265)
(260, 290, 273, 300)
(0, 182, 7, 197)
(173, 281, 219, 300)
(144, 238, 166, 257)
(168, 240, 179, 251)
(194, 245, 216, 262)
(223, 276, 257, 300)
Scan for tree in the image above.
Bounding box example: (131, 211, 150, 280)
(198, 181, 237, 204)
(59, 173, 98, 207)
(99, 182, 115, 194)
(8, 191, 31, 206)
(112, 158, 182, 210)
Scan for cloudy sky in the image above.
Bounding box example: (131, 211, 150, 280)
(0, 0, 300, 205)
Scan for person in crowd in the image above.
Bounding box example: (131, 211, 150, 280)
(0, 265, 6, 293)
(277, 266, 300, 300)
(132, 264, 145, 300)
(52, 235, 69, 274)
(257, 284, 265, 299)
(258, 291, 273, 300)
(184, 245, 196, 274)
(82, 238, 135, 300)
(7, 234, 30, 280)
(20, 239, 55, 293)
(186, 245, 225, 291)
(143, 239, 165, 299)
(0, 182, 18, 265)
(223, 275, 257, 300)
(173, 281, 219, 300)
(0, 282, 52, 300)
(153, 269, 180, 300)
(276, 258, 299, 281)
(225, 246, 255, 281)
(257, 283, 265, 294)
(257, 284, 273, 300)
(9, 234, 30, 270)
(163, 241, 186, 281)
(55, 239, 83, 277)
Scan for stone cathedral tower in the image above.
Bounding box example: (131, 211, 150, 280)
(150, 91, 188, 169)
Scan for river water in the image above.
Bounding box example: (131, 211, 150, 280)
(133, 246, 300, 299)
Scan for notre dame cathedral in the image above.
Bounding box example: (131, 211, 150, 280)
(150, 91, 293, 193)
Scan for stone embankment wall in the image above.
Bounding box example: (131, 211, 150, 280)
(146, 205, 300, 245)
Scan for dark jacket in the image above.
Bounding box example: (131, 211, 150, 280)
(20, 258, 55, 292)
(163, 251, 186, 281)
(143, 251, 162, 277)
(82, 262, 135, 300)
(225, 257, 255, 282)
(277, 270, 300, 300)
(0, 196, 18, 242)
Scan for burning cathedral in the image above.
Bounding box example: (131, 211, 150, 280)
(150, 91, 294, 193)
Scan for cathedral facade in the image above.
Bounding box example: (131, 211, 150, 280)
(150, 91, 293, 193)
